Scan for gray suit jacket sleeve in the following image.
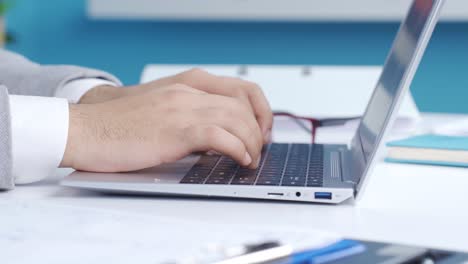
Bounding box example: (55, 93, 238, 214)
(0, 49, 122, 190)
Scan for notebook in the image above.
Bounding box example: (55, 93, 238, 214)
(386, 134, 468, 167)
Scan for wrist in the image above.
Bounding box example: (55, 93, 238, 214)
(78, 85, 128, 104)
(60, 103, 93, 168)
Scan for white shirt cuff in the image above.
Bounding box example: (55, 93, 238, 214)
(55, 78, 118, 104)
(9, 95, 69, 184)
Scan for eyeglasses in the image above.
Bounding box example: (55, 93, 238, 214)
(273, 111, 360, 144)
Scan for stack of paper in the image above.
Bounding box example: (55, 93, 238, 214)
(386, 134, 468, 167)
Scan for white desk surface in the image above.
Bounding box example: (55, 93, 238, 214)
(2, 113, 468, 255)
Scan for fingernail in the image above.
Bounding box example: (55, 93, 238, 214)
(244, 152, 252, 165)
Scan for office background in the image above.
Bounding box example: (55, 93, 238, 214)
(5, 0, 468, 113)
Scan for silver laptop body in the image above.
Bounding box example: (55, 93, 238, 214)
(62, 0, 445, 204)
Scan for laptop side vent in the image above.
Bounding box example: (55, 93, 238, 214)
(330, 152, 342, 179)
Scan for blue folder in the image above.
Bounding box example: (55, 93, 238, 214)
(289, 239, 366, 264)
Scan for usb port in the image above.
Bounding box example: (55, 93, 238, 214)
(314, 192, 332, 200)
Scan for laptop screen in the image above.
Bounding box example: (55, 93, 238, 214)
(358, 0, 440, 162)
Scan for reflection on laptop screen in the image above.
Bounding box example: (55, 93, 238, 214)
(359, 0, 436, 161)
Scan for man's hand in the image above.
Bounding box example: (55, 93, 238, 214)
(80, 68, 273, 143)
(61, 83, 266, 173)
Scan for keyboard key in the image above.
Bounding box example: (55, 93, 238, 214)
(231, 179, 254, 185)
(282, 181, 306, 186)
(181, 143, 325, 188)
(205, 157, 239, 184)
(180, 156, 220, 184)
(305, 144, 324, 187)
(180, 178, 201, 184)
(256, 178, 281, 186)
(306, 178, 323, 187)
(205, 178, 230, 184)
(180, 170, 212, 184)
(231, 168, 257, 185)
(278, 144, 309, 186)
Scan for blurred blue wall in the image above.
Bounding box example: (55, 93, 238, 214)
(6, 0, 468, 113)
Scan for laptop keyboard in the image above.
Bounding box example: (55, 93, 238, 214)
(180, 143, 324, 187)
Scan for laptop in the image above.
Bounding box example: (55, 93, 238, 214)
(62, 0, 445, 204)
